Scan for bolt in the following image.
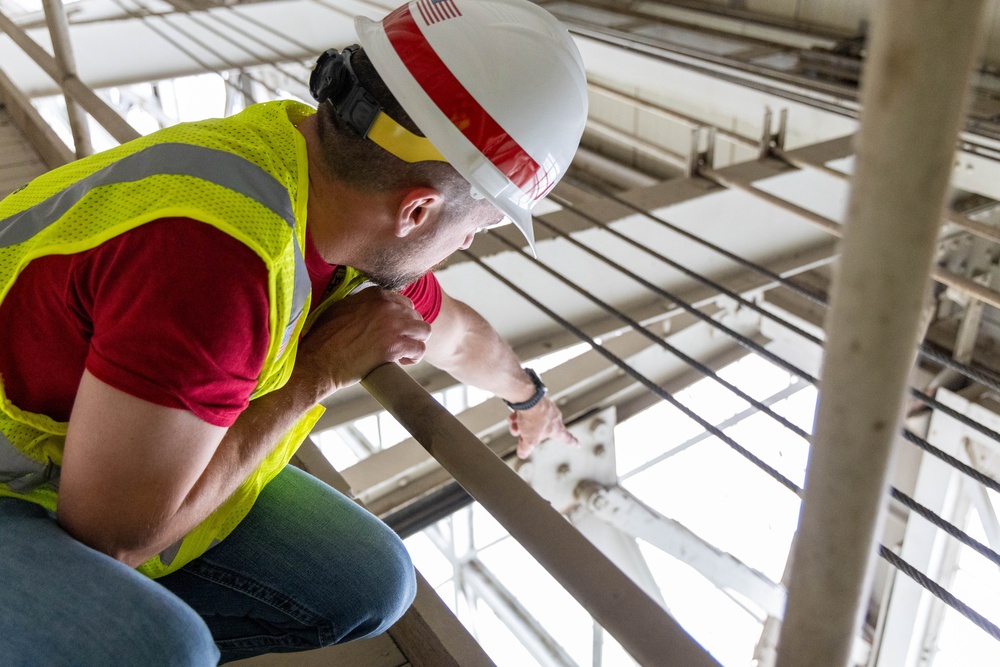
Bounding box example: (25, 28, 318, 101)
(557, 463, 571, 478)
(593, 444, 606, 457)
(590, 419, 611, 441)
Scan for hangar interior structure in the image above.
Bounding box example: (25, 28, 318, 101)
(3, 0, 1000, 665)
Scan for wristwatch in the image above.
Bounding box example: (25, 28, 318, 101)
(504, 368, 548, 412)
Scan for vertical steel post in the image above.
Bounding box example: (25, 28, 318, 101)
(41, 0, 92, 158)
(775, 2, 990, 666)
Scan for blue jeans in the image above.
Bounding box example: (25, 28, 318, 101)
(0, 466, 416, 666)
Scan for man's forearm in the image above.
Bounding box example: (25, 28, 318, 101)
(115, 372, 324, 567)
(426, 296, 536, 403)
(424, 292, 577, 458)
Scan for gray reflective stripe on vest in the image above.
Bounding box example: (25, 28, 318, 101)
(158, 537, 221, 567)
(0, 429, 60, 494)
(285, 238, 310, 350)
(0, 142, 310, 345)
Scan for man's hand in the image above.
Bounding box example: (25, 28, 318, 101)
(508, 395, 579, 459)
(294, 288, 431, 399)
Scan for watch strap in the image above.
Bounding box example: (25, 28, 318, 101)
(504, 368, 548, 412)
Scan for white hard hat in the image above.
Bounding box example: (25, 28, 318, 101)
(356, 0, 588, 253)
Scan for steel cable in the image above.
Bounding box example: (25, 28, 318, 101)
(152, 0, 313, 88)
(560, 175, 1000, 397)
(523, 203, 1000, 495)
(551, 183, 1000, 481)
(467, 246, 1000, 646)
(543, 195, 825, 347)
(113, 0, 283, 99)
(560, 175, 830, 307)
(879, 546, 1000, 642)
(461, 248, 804, 496)
(889, 487, 1000, 569)
(485, 231, 813, 442)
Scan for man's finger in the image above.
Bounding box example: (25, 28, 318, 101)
(516, 438, 534, 460)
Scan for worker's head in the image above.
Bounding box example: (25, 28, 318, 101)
(310, 0, 588, 261)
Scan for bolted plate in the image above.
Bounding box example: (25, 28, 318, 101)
(514, 406, 619, 513)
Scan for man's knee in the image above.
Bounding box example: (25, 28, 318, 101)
(330, 518, 416, 644)
(375, 524, 417, 627)
(147, 592, 221, 667)
(361, 520, 417, 634)
(81, 583, 219, 667)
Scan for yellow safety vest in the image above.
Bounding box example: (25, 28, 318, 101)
(0, 100, 367, 578)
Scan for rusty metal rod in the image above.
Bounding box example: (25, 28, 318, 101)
(774, 1, 991, 666)
(362, 363, 721, 667)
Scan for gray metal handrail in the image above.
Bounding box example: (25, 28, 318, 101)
(362, 362, 722, 667)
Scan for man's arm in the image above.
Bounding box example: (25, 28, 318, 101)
(423, 291, 577, 459)
(58, 289, 430, 566)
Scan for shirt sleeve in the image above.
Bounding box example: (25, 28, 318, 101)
(400, 271, 443, 323)
(77, 218, 272, 427)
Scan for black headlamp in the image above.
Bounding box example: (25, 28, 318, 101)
(309, 45, 382, 138)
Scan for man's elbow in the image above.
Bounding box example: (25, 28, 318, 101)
(56, 503, 161, 567)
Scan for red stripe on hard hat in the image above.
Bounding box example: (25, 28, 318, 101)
(382, 4, 554, 200)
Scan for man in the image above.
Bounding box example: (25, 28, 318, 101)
(0, 0, 588, 664)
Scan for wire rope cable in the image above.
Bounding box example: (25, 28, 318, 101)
(880, 547, 1000, 642)
(113, 0, 283, 100)
(484, 231, 813, 442)
(559, 175, 1000, 397)
(541, 196, 826, 347)
(464, 247, 1000, 647)
(461, 248, 804, 496)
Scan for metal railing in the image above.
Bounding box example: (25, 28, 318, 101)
(362, 364, 721, 666)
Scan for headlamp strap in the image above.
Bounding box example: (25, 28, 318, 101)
(309, 45, 446, 164)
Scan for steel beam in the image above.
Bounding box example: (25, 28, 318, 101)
(579, 483, 786, 620)
(0, 65, 73, 168)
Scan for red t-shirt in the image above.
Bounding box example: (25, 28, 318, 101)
(0, 217, 441, 427)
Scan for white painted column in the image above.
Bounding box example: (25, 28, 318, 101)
(775, 2, 991, 666)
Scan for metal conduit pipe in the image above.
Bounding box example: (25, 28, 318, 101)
(361, 363, 723, 667)
(0, 10, 139, 144)
(699, 166, 1000, 311)
(774, 2, 991, 667)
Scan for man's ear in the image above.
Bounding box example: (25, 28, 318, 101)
(396, 187, 444, 238)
